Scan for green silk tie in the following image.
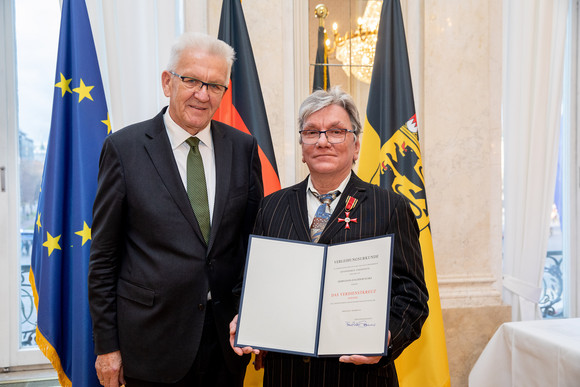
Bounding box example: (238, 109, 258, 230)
(186, 137, 211, 244)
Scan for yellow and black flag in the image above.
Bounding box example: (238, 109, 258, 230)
(358, 0, 450, 386)
(312, 24, 330, 92)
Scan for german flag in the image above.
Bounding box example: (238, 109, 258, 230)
(215, 0, 281, 196)
(358, 1, 450, 386)
(312, 25, 330, 92)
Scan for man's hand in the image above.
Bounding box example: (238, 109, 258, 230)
(95, 350, 124, 387)
(339, 355, 382, 365)
(338, 330, 391, 366)
(229, 314, 260, 356)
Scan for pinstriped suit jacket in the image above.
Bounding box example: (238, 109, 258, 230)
(253, 172, 429, 387)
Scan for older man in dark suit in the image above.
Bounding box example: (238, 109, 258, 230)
(88, 32, 263, 387)
(231, 87, 428, 386)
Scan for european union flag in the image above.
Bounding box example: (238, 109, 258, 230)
(30, 0, 109, 385)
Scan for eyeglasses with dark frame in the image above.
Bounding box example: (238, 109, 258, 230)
(169, 71, 228, 95)
(299, 129, 356, 144)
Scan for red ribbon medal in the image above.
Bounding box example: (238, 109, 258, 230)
(338, 196, 358, 229)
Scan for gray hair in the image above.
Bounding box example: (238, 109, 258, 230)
(298, 86, 362, 142)
(166, 32, 236, 81)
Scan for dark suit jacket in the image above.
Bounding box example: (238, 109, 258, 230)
(88, 108, 263, 383)
(253, 173, 428, 387)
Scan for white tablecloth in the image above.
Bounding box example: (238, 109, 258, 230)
(469, 318, 580, 387)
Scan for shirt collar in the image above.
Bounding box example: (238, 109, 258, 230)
(307, 173, 351, 197)
(163, 109, 213, 150)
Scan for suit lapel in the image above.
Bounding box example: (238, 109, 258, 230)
(208, 121, 232, 251)
(289, 178, 312, 242)
(319, 173, 368, 244)
(143, 110, 205, 242)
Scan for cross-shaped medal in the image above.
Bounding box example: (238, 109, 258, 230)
(338, 211, 357, 229)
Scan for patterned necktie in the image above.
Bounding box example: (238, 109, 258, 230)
(310, 190, 340, 243)
(186, 137, 211, 244)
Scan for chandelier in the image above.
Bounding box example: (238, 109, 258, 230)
(318, 1, 382, 84)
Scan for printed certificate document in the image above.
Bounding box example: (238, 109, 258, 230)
(235, 235, 393, 357)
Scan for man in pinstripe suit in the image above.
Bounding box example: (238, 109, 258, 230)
(231, 87, 428, 386)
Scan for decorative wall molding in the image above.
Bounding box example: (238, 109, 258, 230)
(438, 275, 503, 308)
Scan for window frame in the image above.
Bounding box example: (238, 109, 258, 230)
(570, 0, 579, 318)
(0, 0, 50, 368)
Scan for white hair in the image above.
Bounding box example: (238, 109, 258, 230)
(298, 86, 362, 141)
(166, 32, 236, 80)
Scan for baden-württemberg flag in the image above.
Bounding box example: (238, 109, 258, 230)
(29, 0, 110, 385)
(357, 0, 450, 386)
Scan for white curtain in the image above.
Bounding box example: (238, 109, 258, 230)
(85, 0, 185, 132)
(502, 0, 569, 321)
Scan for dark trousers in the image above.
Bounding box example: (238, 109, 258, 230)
(263, 352, 395, 387)
(125, 303, 245, 387)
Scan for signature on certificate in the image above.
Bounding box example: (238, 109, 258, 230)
(346, 320, 376, 328)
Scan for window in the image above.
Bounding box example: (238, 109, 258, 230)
(0, 0, 59, 368)
(540, 0, 579, 319)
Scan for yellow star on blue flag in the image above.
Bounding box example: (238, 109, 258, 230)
(75, 221, 92, 246)
(36, 213, 42, 231)
(101, 113, 112, 134)
(73, 79, 94, 102)
(42, 232, 62, 256)
(55, 73, 72, 97)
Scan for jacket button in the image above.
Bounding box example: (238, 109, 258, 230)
(198, 304, 205, 311)
(302, 356, 310, 363)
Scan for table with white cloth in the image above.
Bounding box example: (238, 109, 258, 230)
(469, 318, 580, 387)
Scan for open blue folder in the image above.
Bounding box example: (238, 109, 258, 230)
(235, 234, 394, 357)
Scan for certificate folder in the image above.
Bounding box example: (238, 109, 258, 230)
(235, 234, 394, 357)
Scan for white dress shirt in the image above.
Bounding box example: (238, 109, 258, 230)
(163, 111, 216, 225)
(306, 174, 351, 227)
